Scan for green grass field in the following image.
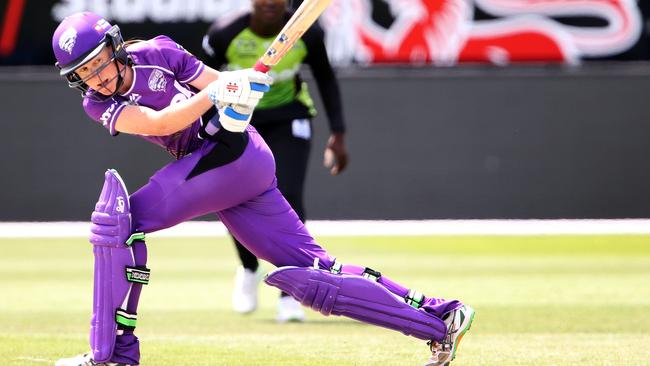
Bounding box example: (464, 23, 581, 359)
(2, 235, 650, 365)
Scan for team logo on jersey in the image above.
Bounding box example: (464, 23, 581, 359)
(148, 69, 167, 92)
(129, 93, 142, 105)
(59, 27, 78, 55)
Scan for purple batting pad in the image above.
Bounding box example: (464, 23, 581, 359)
(265, 266, 447, 341)
(90, 170, 133, 247)
(89, 169, 140, 363)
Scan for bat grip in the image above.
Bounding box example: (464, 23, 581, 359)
(254, 60, 271, 73)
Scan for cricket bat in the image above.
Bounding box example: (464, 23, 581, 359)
(253, 0, 332, 73)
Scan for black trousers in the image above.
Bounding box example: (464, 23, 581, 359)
(232, 118, 312, 278)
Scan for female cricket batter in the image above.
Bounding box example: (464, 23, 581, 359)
(203, 0, 349, 321)
(52, 12, 473, 366)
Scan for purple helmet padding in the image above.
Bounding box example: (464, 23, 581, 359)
(265, 266, 447, 341)
(52, 12, 113, 74)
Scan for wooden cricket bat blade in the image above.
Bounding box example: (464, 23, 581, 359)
(254, 0, 332, 72)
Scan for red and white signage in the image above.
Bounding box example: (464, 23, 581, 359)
(320, 0, 643, 65)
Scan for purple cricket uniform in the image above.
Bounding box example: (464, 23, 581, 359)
(84, 36, 204, 159)
(82, 36, 337, 269)
(77, 34, 461, 365)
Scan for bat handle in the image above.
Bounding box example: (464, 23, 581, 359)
(254, 60, 271, 73)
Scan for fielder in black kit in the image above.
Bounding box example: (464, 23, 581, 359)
(203, 0, 349, 321)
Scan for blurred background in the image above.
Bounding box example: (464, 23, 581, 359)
(2, 0, 650, 221)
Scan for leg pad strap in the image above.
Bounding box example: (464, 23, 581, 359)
(362, 267, 381, 281)
(115, 309, 138, 331)
(126, 266, 151, 285)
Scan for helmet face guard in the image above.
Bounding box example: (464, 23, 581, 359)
(55, 25, 130, 102)
(53, 12, 131, 102)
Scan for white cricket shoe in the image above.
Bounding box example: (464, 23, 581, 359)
(424, 305, 475, 366)
(276, 296, 305, 323)
(232, 266, 261, 314)
(55, 352, 135, 366)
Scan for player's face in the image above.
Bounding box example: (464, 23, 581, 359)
(74, 46, 120, 96)
(252, 0, 287, 24)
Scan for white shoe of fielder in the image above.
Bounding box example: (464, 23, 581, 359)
(276, 296, 305, 323)
(232, 266, 261, 314)
(424, 305, 475, 366)
(55, 352, 135, 366)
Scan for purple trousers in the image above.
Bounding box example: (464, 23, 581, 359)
(111, 127, 460, 364)
(131, 127, 332, 269)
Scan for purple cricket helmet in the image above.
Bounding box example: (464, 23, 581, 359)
(52, 12, 129, 100)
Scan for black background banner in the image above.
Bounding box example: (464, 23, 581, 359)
(1, 0, 650, 66)
(0, 0, 223, 65)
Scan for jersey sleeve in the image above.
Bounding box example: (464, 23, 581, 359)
(83, 97, 126, 136)
(303, 24, 346, 133)
(153, 36, 206, 84)
(203, 24, 228, 69)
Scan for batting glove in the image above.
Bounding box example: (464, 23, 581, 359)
(207, 69, 272, 109)
(215, 102, 256, 133)
(207, 69, 271, 132)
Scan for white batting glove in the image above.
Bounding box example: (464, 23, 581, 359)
(207, 69, 272, 109)
(216, 102, 255, 133)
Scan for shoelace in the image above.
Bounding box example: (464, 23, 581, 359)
(427, 340, 442, 354)
(428, 311, 461, 354)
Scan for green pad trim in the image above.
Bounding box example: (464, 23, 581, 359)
(126, 232, 145, 246)
(115, 309, 137, 329)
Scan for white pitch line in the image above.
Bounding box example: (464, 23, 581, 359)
(0, 219, 650, 237)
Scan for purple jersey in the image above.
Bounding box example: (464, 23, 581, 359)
(83, 36, 206, 159)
